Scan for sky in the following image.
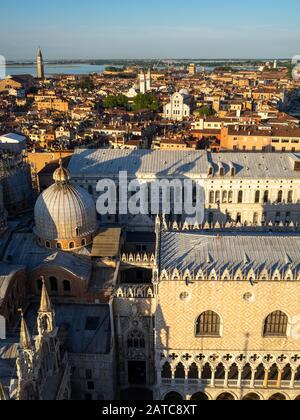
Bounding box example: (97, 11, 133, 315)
(1, 0, 300, 60)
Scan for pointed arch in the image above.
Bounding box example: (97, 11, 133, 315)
(268, 364, 279, 381)
(228, 363, 239, 380)
(242, 363, 253, 380)
(282, 364, 292, 381)
(201, 363, 212, 380)
(174, 362, 185, 379)
(255, 363, 265, 381)
(215, 363, 226, 380)
(188, 363, 199, 380)
(161, 362, 172, 379)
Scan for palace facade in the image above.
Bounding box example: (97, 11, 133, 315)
(68, 149, 300, 227)
(1, 149, 300, 401)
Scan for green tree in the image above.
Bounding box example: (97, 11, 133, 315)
(77, 77, 94, 90)
(132, 93, 160, 112)
(103, 94, 129, 109)
(197, 105, 215, 117)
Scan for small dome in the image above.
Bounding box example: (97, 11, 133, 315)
(53, 160, 70, 184)
(179, 88, 189, 96)
(34, 162, 97, 250)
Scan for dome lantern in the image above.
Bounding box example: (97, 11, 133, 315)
(53, 158, 70, 184)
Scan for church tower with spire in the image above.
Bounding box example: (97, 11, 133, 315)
(37, 47, 45, 79)
(146, 68, 152, 92)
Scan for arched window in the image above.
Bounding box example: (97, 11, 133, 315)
(268, 364, 279, 381)
(219, 167, 225, 177)
(215, 363, 225, 380)
(222, 191, 228, 204)
(228, 363, 239, 380)
(174, 362, 185, 379)
(49, 277, 58, 292)
(255, 190, 260, 204)
(282, 365, 292, 381)
(202, 363, 212, 380)
(63, 280, 71, 293)
(215, 191, 220, 203)
(81, 238, 86, 246)
(69, 242, 75, 250)
(242, 363, 252, 380)
(209, 191, 214, 204)
(188, 363, 199, 380)
(127, 330, 145, 348)
(56, 243, 62, 250)
(75, 227, 79, 236)
(287, 191, 293, 203)
(263, 311, 288, 337)
(277, 191, 283, 203)
(228, 191, 233, 203)
(45, 241, 51, 249)
(255, 363, 265, 381)
(263, 190, 269, 204)
(195, 311, 221, 337)
(161, 362, 172, 379)
(238, 190, 243, 204)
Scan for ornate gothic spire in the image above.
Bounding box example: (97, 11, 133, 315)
(39, 278, 53, 313)
(19, 311, 32, 350)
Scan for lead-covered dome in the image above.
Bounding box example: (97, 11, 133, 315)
(34, 160, 97, 251)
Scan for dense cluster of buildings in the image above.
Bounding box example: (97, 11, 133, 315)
(0, 50, 300, 401)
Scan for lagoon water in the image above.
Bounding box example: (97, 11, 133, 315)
(4, 63, 257, 78)
(5, 63, 107, 77)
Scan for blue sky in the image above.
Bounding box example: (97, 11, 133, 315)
(1, 0, 300, 60)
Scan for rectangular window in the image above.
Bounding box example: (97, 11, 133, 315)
(87, 381, 95, 391)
